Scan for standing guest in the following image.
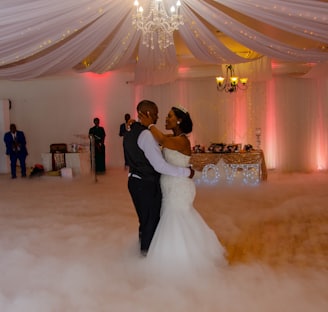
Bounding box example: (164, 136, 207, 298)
(3, 123, 28, 179)
(119, 113, 131, 169)
(89, 117, 106, 173)
(123, 100, 194, 256)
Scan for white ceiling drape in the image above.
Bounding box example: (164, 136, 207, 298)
(215, 0, 328, 42)
(0, 0, 327, 84)
(185, 0, 327, 62)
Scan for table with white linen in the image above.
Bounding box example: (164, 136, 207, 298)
(41, 152, 90, 176)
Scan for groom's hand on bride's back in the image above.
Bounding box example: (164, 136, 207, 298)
(188, 167, 195, 179)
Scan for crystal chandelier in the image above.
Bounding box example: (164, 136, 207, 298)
(216, 64, 248, 93)
(132, 0, 183, 50)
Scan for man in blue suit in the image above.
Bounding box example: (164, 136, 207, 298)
(3, 124, 28, 179)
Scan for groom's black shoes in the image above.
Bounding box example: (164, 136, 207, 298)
(139, 230, 142, 243)
(140, 249, 148, 257)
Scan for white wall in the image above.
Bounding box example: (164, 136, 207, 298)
(0, 72, 135, 169)
(0, 68, 327, 172)
(0, 99, 10, 173)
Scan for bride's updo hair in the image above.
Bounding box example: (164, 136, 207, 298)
(172, 106, 193, 134)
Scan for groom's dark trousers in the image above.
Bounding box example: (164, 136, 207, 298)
(128, 175, 162, 252)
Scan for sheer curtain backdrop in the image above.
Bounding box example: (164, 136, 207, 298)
(0, 68, 327, 172)
(0, 0, 327, 85)
(136, 70, 328, 172)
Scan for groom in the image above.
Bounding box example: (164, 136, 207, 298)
(123, 99, 194, 256)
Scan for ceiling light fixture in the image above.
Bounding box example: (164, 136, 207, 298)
(132, 0, 183, 50)
(216, 64, 248, 93)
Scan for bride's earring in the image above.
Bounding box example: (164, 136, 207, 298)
(177, 121, 180, 125)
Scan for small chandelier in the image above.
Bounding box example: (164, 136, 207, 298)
(132, 0, 183, 50)
(216, 64, 248, 93)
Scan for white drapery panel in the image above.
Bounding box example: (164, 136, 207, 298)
(135, 73, 328, 172)
(0, 0, 110, 64)
(0, 0, 327, 84)
(217, 57, 273, 82)
(214, 0, 328, 42)
(134, 44, 179, 85)
(185, 0, 327, 62)
(178, 5, 247, 64)
(0, 69, 327, 171)
(79, 10, 141, 73)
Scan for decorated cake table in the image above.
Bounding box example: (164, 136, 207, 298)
(190, 150, 267, 185)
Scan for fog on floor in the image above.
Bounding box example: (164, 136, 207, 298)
(0, 169, 327, 312)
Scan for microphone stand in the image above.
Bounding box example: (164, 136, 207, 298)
(89, 134, 97, 183)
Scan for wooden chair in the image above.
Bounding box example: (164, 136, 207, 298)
(50, 143, 67, 171)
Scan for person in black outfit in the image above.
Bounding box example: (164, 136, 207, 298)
(3, 123, 28, 179)
(89, 117, 106, 173)
(123, 100, 194, 256)
(119, 113, 131, 169)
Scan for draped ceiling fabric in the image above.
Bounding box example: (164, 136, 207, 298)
(0, 0, 327, 85)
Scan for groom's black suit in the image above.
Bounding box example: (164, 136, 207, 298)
(124, 122, 162, 253)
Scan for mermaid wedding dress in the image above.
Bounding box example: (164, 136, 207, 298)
(144, 148, 227, 280)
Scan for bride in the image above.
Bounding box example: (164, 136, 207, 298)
(138, 106, 227, 280)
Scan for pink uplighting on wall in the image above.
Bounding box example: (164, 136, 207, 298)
(176, 80, 196, 146)
(314, 84, 327, 171)
(133, 86, 144, 120)
(264, 80, 277, 169)
(82, 72, 113, 123)
(233, 94, 247, 144)
(81, 72, 115, 166)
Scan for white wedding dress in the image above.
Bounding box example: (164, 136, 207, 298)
(144, 148, 227, 280)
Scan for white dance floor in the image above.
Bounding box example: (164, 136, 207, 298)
(0, 169, 327, 312)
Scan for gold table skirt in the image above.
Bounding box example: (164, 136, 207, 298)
(190, 150, 267, 181)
